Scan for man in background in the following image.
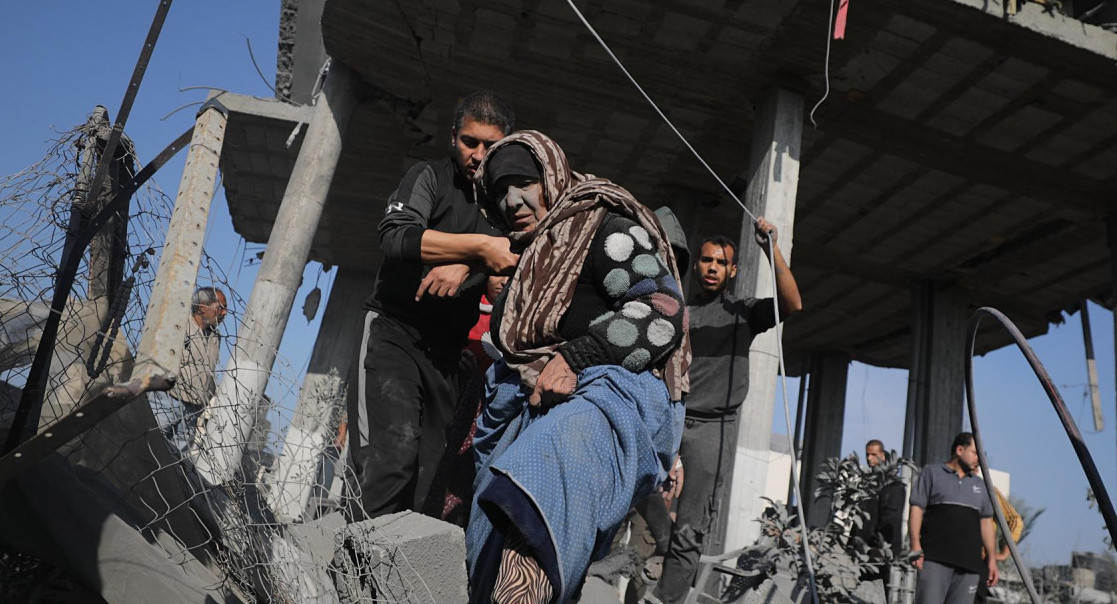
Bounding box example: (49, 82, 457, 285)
(909, 432, 999, 604)
(858, 439, 905, 555)
(152, 286, 227, 454)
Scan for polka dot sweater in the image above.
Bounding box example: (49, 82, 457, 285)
(556, 212, 686, 374)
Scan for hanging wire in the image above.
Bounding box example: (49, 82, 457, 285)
(767, 235, 820, 604)
(245, 36, 279, 97)
(808, 0, 838, 127)
(562, 0, 756, 221)
(563, 1, 820, 600)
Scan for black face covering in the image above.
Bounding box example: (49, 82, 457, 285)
(484, 143, 542, 192)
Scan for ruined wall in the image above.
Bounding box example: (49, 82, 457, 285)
(275, 0, 297, 102)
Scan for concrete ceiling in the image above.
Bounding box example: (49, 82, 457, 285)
(219, 0, 1117, 370)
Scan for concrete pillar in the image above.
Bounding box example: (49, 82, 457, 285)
(902, 282, 967, 466)
(193, 63, 360, 485)
(267, 267, 374, 522)
(1080, 301, 1103, 432)
(722, 86, 804, 551)
(1108, 216, 1117, 476)
(134, 102, 228, 383)
(798, 352, 850, 526)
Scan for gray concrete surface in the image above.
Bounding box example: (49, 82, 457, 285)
(331, 511, 468, 604)
(0, 453, 241, 603)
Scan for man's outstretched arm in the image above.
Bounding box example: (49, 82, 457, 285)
(418, 230, 517, 274)
(754, 216, 802, 316)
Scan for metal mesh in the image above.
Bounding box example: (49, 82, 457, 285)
(0, 113, 435, 603)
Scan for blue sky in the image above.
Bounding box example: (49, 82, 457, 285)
(2, 1, 1113, 567)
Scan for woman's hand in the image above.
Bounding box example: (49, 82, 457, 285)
(530, 354, 577, 407)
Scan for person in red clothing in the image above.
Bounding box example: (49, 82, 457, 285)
(466, 275, 509, 374)
(426, 275, 510, 525)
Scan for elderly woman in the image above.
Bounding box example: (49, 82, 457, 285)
(466, 130, 690, 604)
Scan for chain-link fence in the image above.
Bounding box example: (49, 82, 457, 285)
(0, 110, 442, 603)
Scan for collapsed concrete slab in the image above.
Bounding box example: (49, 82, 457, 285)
(57, 393, 221, 567)
(0, 453, 242, 603)
(289, 511, 347, 567)
(330, 511, 468, 604)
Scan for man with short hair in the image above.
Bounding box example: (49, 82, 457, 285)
(152, 286, 227, 453)
(350, 91, 519, 520)
(655, 224, 802, 604)
(859, 439, 905, 556)
(854, 439, 907, 593)
(909, 432, 999, 604)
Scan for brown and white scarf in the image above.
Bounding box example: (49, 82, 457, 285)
(476, 130, 691, 401)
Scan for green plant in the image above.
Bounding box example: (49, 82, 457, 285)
(725, 451, 917, 603)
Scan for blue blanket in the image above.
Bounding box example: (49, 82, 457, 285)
(466, 361, 684, 603)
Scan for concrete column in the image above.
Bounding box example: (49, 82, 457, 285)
(902, 282, 967, 466)
(722, 87, 804, 551)
(135, 102, 228, 383)
(798, 352, 850, 526)
(266, 267, 374, 522)
(193, 63, 360, 485)
(1079, 301, 1103, 432)
(1108, 216, 1117, 476)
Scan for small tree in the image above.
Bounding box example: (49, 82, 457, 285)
(725, 451, 917, 603)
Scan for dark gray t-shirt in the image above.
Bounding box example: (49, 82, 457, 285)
(684, 293, 776, 420)
(910, 463, 994, 573)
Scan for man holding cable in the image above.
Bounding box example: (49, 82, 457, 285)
(654, 218, 801, 604)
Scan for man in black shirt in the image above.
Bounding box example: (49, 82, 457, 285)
(858, 439, 905, 556)
(349, 91, 518, 520)
(854, 440, 907, 592)
(909, 432, 999, 604)
(655, 223, 802, 604)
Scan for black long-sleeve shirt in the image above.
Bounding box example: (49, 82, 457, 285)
(491, 212, 685, 375)
(364, 157, 502, 352)
(855, 480, 906, 555)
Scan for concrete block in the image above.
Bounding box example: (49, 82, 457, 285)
(289, 511, 347, 567)
(575, 576, 622, 604)
(331, 511, 468, 604)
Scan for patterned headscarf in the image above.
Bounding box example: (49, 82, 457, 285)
(477, 131, 690, 400)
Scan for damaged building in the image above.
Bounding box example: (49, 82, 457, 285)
(2, 0, 1117, 602)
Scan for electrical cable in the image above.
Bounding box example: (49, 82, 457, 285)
(562, 1, 820, 599)
(562, 0, 756, 222)
(808, 0, 837, 128)
(767, 234, 819, 604)
(245, 36, 279, 97)
(965, 307, 1117, 604)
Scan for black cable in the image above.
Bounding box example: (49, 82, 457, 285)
(86, 250, 152, 380)
(2, 0, 176, 453)
(966, 307, 1117, 604)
